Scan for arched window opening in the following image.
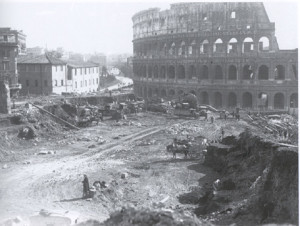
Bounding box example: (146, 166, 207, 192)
(230, 11, 236, 19)
(200, 91, 209, 105)
(148, 65, 153, 78)
(243, 65, 253, 80)
(201, 65, 209, 79)
(290, 93, 298, 108)
(274, 93, 285, 109)
(258, 92, 268, 109)
(228, 92, 237, 107)
(228, 38, 238, 54)
(215, 65, 223, 80)
(259, 37, 270, 51)
(228, 65, 237, 80)
(148, 88, 152, 98)
(200, 40, 209, 54)
(153, 66, 159, 78)
(213, 38, 223, 53)
(169, 42, 176, 55)
(243, 37, 254, 53)
(177, 65, 185, 79)
(242, 92, 253, 108)
(188, 65, 196, 79)
(168, 89, 175, 97)
(160, 66, 166, 79)
(168, 66, 175, 79)
(161, 89, 167, 97)
(275, 65, 285, 80)
(258, 65, 269, 80)
(214, 92, 222, 108)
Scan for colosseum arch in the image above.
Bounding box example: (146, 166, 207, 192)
(143, 87, 147, 98)
(213, 38, 224, 53)
(168, 65, 175, 79)
(227, 38, 238, 54)
(228, 65, 237, 80)
(258, 36, 270, 51)
(188, 65, 196, 79)
(168, 89, 175, 97)
(290, 93, 298, 108)
(258, 65, 269, 80)
(242, 37, 254, 53)
(275, 65, 285, 80)
(160, 66, 166, 79)
(189, 40, 196, 55)
(214, 92, 222, 108)
(200, 39, 209, 54)
(200, 91, 209, 105)
(228, 92, 237, 107)
(274, 93, 285, 109)
(200, 65, 209, 79)
(215, 65, 223, 80)
(154, 88, 159, 97)
(178, 41, 186, 56)
(142, 65, 147, 77)
(177, 65, 185, 79)
(178, 90, 184, 96)
(161, 89, 167, 97)
(148, 65, 153, 78)
(148, 88, 152, 97)
(243, 65, 253, 80)
(169, 42, 176, 55)
(153, 65, 159, 78)
(258, 92, 268, 109)
(242, 92, 253, 108)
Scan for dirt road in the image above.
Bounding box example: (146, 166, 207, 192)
(0, 112, 246, 224)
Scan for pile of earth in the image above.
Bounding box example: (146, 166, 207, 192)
(193, 128, 298, 225)
(76, 207, 213, 226)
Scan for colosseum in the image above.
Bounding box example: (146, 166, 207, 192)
(131, 2, 298, 111)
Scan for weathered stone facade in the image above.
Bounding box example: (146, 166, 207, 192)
(132, 2, 298, 111)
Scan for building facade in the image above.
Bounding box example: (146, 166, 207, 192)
(0, 27, 26, 113)
(18, 54, 67, 95)
(132, 3, 298, 111)
(66, 61, 100, 93)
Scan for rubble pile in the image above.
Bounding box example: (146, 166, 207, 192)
(197, 129, 298, 225)
(76, 207, 212, 226)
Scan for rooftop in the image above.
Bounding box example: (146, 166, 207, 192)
(18, 53, 66, 65)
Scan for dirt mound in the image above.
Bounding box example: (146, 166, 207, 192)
(76, 207, 212, 226)
(200, 129, 298, 225)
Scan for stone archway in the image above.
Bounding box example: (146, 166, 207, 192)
(228, 92, 237, 108)
(274, 93, 284, 109)
(214, 92, 222, 108)
(242, 92, 253, 108)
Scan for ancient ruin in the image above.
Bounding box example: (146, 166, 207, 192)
(132, 2, 298, 111)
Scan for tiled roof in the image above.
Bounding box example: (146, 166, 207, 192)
(17, 54, 66, 65)
(66, 60, 99, 68)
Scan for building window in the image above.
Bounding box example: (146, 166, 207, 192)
(230, 11, 236, 19)
(61, 80, 64, 86)
(35, 80, 38, 87)
(54, 80, 57, 86)
(89, 68, 91, 74)
(26, 80, 29, 87)
(203, 13, 207, 21)
(44, 80, 48, 87)
(60, 65, 63, 71)
(85, 68, 87, 74)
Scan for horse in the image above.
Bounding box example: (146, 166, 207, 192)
(166, 143, 190, 159)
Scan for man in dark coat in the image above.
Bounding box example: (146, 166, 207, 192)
(82, 174, 90, 198)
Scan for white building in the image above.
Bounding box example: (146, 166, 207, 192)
(66, 61, 99, 93)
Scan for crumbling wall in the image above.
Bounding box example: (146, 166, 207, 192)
(0, 81, 11, 114)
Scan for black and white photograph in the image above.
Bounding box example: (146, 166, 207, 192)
(0, 0, 298, 225)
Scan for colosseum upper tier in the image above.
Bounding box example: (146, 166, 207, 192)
(132, 2, 298, 111)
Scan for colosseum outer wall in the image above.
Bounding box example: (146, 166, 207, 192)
(132, 2, 298, 111)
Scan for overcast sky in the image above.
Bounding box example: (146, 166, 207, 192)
(0, 0, 298, 55)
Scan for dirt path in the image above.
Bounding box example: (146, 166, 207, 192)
(0, 114, 237, 224)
